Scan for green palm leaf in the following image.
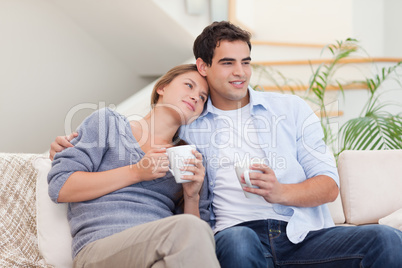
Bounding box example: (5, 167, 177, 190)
(339, 111, 402, 153)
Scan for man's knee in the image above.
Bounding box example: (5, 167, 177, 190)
(377, 225, 402, 243)
(215, 226, 266, 268)
(354, 225, 402, 266)
(215, 226, 261, 254)
(374, 225, 402, 259)
(362, 225, 402, 246)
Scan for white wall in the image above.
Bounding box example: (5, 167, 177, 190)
(0, 0, 197, 154)
(153, 0, 210, 38)
(0, 0, 149, 153)
(51, 0, 195, 77)
(251, 0, 353, 44)
(247, 0, 402, 57)
(352, 0, 385, 56)
(384, 0, 402, 58)
(235, 0, 255, 30)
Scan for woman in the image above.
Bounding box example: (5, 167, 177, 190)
(48, 64, 219, 268)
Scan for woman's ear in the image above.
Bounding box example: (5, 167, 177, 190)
(156, 86, 165, 96)
(196, 58, 208, 77)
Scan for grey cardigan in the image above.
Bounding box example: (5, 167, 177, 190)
(48, 108, 211, 258)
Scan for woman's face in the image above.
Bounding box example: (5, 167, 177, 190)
(157, 71, 209, 124)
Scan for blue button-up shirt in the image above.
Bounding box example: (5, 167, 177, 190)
(180, 88, 339, 243)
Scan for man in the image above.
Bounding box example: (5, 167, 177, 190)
(51, 21, 402, 267)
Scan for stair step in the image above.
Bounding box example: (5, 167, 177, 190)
(315, 110, 344, 117)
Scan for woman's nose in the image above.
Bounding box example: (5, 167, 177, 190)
(191, 95, 199, 103)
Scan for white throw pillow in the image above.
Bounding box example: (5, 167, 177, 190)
(379, 208, 402, 231)
(33, 157, 73, 268)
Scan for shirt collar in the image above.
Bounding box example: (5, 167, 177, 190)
(248, 86, 269, 111)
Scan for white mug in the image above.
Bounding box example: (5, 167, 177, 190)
(166, 145, 196, 183)
(234, 158, 267, 199)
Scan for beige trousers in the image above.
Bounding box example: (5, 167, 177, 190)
(73, 214, 220, 268)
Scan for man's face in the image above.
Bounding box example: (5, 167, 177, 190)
(198, 40, 252, 110)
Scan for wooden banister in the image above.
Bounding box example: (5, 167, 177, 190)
(315, 110, 344, 117)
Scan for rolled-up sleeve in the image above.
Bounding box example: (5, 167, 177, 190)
(295, 97, 339, 186)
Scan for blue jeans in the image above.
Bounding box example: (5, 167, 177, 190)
(215, 220, 402, 267)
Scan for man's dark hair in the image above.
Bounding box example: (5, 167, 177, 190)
(193, 21, 252, 66)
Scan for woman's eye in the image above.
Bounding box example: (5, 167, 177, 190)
(186, 83, 193, 89)
(200, 95, 206, 102)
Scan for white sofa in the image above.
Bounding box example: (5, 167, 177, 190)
(328, 150, 402, 228)
(1, 150, 402, 267)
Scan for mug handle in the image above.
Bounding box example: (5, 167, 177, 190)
(243, 170, 253, 187)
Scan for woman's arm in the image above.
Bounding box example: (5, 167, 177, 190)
(183, 195, 201, 217)
(48, 108, 170, 204)
(181, 150, 205, 217)
(58, 147, 170, 203)
(58, 166, 138, 202)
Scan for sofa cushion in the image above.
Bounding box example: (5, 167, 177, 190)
(0, 153, 51, 267)
(379, 208, 402, 231)
(34, 156, 73, 268)
(338, 150, 402, 225)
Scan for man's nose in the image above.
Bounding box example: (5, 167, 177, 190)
(233, 62, 245, 77)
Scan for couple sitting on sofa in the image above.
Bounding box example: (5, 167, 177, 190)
(49, 21, 402, 268)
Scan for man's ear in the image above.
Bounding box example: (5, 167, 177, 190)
(196, 58, 208, 77)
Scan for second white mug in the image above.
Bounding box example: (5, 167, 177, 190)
(234, 158, 267, 199)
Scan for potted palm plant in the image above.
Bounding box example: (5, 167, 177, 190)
(251, 38, 402, 159)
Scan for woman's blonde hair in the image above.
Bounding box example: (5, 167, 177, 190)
(151, 64, 199, 105)
(150, 64, 203, 146)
